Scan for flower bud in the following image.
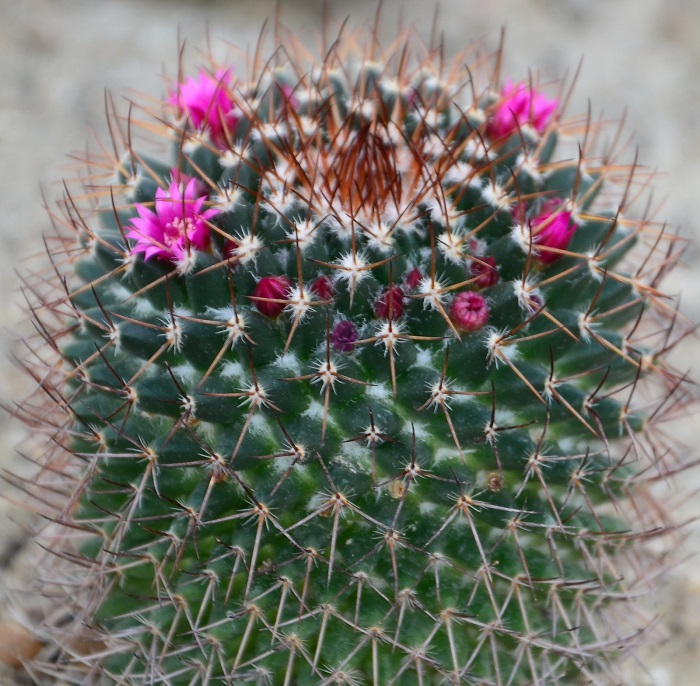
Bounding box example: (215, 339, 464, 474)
(450, 291, 489, 332)
(470, 256, 499, 289)
(310, 275, 334, 301)
(486, 80, 557, 141)
(253, 275, 292, 318)
(530, 199, 578, 264)
(404, 267, 423, 290)
(331, 320, 358, 352)
(374, 285, 405, 320)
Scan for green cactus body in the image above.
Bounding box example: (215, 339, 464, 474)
(15, 28, 691, 686)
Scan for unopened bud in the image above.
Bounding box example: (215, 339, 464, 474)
(253, 275, 292, 318)
(310, 274, 334, 301)
(530, 199, 578, 264)
(331, 320, 358, 352)
(450, 291, 489, 332)
(404, 267, 423, 290)
(374, 285, 405, 319)
(470, 256, 499, 289)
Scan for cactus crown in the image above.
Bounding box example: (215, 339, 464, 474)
(11, 22, 694, 686)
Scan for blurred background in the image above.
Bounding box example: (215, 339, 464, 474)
(1, 0, 699, 683)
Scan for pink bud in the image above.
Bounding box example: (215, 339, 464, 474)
(280, 84, 299, 110)
(404, 267, 423, 291)
(374, 285, 405, 320)
(450, 291, 489, 332)
(253, 276, 292, 318)
(530, 199, 578, 264)
(487, 80, 558, 141)
(331, 320, 358, 352)
(470, 256, 499, 289)
(310, 275, 334, 301)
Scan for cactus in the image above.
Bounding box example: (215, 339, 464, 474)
(11, 24, 695, 686)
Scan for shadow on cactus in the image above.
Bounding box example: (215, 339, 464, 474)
(9, 20, 697, 686)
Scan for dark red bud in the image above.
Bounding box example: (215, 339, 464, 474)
(222, 238, 238, 261)
(404, 267, 422, 290)
(470, 256, 499, 289)
(374, 285, 405, 320)
(253, 275, 292, 318)
(310, 275, 334, 301)
(331, 320, 358, 352)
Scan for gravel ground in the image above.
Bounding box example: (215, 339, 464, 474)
(1, 0, 700, 683)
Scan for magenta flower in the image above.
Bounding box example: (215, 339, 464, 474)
(530, 199, 578, 264)
(487, 80, 558, 141)
(126, 175, 219, 267)
(169, 68, 239, 144)
(450, 291, 489, 332)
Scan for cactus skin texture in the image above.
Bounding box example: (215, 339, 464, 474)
(12, 25, 695, 686)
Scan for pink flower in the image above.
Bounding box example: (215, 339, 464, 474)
(487, 80, 558, 141)
(530, 199, 578, 264)
(126, 174, 220, 266)
(169, 69, 239, 144)
(450, 291, 489, 332)
(252, 276, 292, 318)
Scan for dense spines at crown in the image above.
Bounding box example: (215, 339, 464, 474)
(12, 27, 693, 686)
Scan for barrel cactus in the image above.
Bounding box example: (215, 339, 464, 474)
(12, 24, 693, 686)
